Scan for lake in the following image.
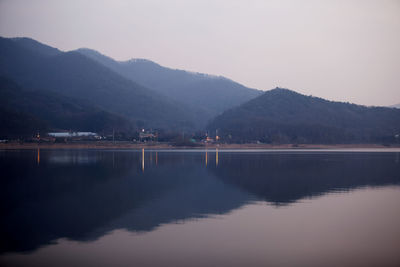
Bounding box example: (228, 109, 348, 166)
(1, 149, 400, 267)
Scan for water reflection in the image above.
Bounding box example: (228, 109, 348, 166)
(0, 149, 399, 259)
(216, 148, 218, 166)
(37, 148, 40, 165)
(210, 152, 400, 204)
(142, 148, 145, 172)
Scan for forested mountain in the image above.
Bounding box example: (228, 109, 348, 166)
(0, 77, 132, 138)
(76, 48, 262, 119)
(208, 88, 400, 144)
(0, 37, 196, 130)
(0, 107, 47, 139)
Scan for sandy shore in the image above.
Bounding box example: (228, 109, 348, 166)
(0, 142, 399, 150)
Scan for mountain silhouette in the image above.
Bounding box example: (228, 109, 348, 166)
(77, 48, 262, 122)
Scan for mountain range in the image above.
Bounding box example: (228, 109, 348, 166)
(76, 48, 262, 119)
(0, 37, 260, 136)
(0, 36, 399, 143)
(0, 37, 197, 131)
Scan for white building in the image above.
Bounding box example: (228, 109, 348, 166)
(48, 132, 98, 138)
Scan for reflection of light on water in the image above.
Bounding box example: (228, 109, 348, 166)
(142, 148, 145, 172)
(205, 150, 208, 167)
(216, 148, 218, 167)
(37, 148, 40, 165)
(48, 152, 98, 165)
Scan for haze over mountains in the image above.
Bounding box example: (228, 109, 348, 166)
(76, 48, 262, 119)
(0, 36, 399, 143)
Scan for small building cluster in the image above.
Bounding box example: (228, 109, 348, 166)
(138, 129, 157, 142)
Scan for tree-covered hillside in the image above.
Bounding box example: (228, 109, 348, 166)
(0, 76, 132, 138)
(208, 88, 400, 144)
(0, 107, 47, 139)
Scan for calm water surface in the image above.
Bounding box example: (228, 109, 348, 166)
(1, 149, 400, 267)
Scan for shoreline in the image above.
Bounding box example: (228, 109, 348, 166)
(1, 142, 399, 150)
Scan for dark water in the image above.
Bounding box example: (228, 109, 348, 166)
(1, 149, 400, 267)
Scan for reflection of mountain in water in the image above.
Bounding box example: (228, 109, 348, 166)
(1, 150, 399, 254)
(210, 152, 400, 204)
(0, 150, 252, 254)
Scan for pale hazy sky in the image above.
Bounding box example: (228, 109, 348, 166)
(0, 0, 399, 106)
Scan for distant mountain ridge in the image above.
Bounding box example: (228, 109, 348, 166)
(0, 36, 197, 131)
(11, 37, 61, 56)
(208, 88, 400, 143)
(76, 48, 262, 119)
